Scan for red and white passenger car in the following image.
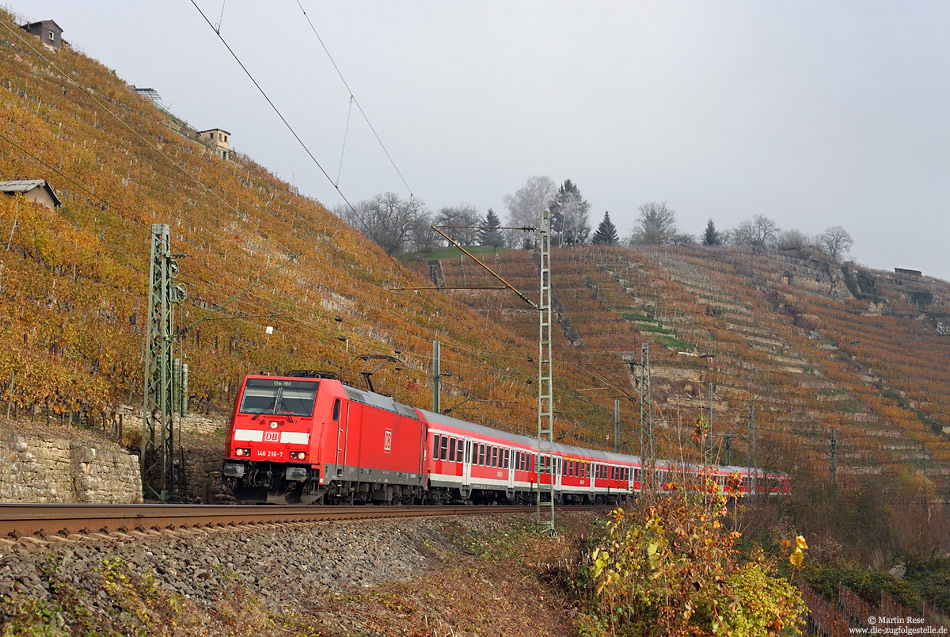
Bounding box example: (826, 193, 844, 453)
(222, 373, 790, 504)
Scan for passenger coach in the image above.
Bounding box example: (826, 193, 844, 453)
(221, 373, 790, 504)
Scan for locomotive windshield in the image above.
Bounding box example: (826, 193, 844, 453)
(239, 378, 318, 417)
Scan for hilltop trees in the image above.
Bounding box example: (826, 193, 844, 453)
(549, 179, 591, 246)
(777, 228, 811, 251)
(702, 219, 722, 246)
(731, 214, 779, 251)
(434, 204, 481, 246)
(479, 208, 504, 248)
(629, 202, 679, 245)
(503, 176, 555, 248)
(818, 225, 854, 261)
(339, 192, 431, 256)
(592, 211, 619, 246)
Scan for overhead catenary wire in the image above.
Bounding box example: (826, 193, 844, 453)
(187, 0, 422, 293)
(4, 11, 636, 448)
(293, 0, 413, 199)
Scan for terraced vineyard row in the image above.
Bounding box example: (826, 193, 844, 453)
(421, 243, 950, 489)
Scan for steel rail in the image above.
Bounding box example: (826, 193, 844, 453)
(0, 504, 537, 541)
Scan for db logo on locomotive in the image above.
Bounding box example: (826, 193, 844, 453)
(263, 431, 279, 443)
(384, 429, 393, 452)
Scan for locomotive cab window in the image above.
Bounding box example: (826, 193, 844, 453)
(332, 398, 341, 421)
(239, 378, 318, 417)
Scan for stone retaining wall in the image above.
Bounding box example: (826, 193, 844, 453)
(0, 428, 142, 503)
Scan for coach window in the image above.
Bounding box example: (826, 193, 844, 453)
(458, 439, 463, 462)
(464, 441, 470, 463)
(449, 438, 456, 462)
(503, 449, 509, 469)
(490, 447, 496, 467)
(478, 444, 485, 466)
(432, 435, 440, 461)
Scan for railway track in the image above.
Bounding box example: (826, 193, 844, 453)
(0, 503, 538, 547)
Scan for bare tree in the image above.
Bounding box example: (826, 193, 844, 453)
(777, 228, 811, 251)
(818, 225, 854, 261)
(549, 179, 591, 245)
(503, 176, 556, 248)
(339, 192, 430, 256)
(629, 202, 678, 245)
(434, 204, 481, 246)
(731, 214, 779, 251)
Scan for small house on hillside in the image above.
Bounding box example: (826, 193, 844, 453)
(21, 20, 63, 51)
(198, 128, 230, 160)
(0, 179, 62, 210)
(894, 267, 922, 279)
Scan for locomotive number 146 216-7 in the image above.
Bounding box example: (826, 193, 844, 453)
(254, 449, 284, 460)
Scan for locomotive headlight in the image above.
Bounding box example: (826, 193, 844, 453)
(235, 448, 244, 456)
(297, 452, 305, 460)
(269, 421, 279, 429)
(289, 451, 297, 459)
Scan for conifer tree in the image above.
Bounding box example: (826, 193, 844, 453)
(479, 208, 504, 247)
(702, 219, 722, 246)
(591, 211, 619, 246)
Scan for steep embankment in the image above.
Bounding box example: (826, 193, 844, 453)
(0, 9, 550, 436)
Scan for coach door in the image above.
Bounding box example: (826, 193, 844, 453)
(506, 448, 515, 491)
(462, 440, 472, 487)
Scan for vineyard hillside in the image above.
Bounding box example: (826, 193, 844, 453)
(0, 7, 947, 496)
(0, 9, 555, 438)
(411, 245, 950, 490)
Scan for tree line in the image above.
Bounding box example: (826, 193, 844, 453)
(337, 176, 853, 262)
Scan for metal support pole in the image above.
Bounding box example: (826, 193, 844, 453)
(432, 340, 440, 413)
(536, 210, 555, 534)
(724, 431, 732, 466)
(749, 400, 756, 495)
(142, 224, 184, 501)
(646, 344, 655, 489)
(614, 399, 620, 453)
(639, 345, 645, 459)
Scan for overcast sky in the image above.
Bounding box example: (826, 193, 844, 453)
(18, 1, 950, 280)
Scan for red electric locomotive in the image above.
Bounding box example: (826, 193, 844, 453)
(221, 372, 790, 504)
